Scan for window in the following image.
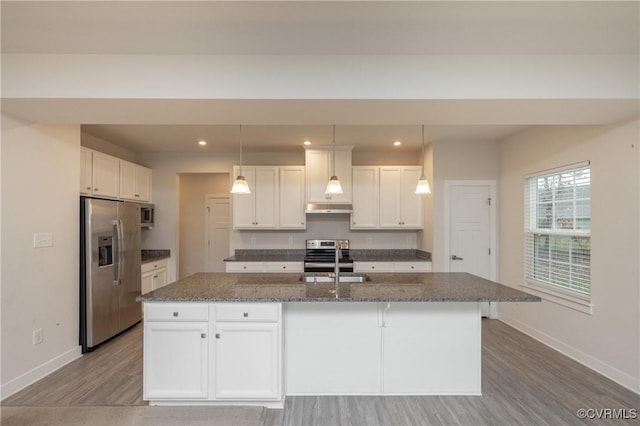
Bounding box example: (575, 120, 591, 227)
(524, 163, 591, 300)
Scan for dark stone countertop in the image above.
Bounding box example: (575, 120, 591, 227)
(138, 272, 540, 303)
(223, 249, 431, 263)
(142, 249, 171, 264)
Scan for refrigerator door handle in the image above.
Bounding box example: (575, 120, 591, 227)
(113, 220, 124, 285)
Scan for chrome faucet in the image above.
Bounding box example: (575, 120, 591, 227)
(333, 241, 343, 297)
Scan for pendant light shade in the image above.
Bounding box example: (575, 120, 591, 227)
(415, 125, 432, 195)
(231, 124, 251, 194)
(324, 125, 344, 195)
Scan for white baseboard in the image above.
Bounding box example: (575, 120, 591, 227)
(1, 345, 82, 400)
(498, 312, 640, 395)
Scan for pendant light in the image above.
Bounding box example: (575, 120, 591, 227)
(324, 125, 344, 194)
(415, 125, 431, 194)
(230, 124, 251, 194)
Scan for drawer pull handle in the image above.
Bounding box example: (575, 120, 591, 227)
(215, 333, 221, 339)
(201, 333, 206, 339)
(173, 312, 179, 317)
(243, 312, 249, 318)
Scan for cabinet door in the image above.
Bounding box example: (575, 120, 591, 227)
(382, 302, 481, 394)
(351, 166, 379, 228)
(400, 167, 423, 228)
(378, 167, 403, 228)
(144, 322, 209, 399)
(215, 322, 281, 400)
(92, 152, 120, 198)
(141, 271, 154, 295)
(305, 149, 331, 203)
(80, 147, 93, 195)
(119, 160, 137, 201)
(154, 267, 168, 290)
(254, 167, 279, 228)
(232, 167, 256, 228)
(135, 166, 152, 202)
(279, 167, 305, 229)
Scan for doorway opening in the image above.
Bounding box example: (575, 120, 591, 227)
(178, 173, 230, 278)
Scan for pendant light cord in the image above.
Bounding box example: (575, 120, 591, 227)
(239, 124, 243, 176)
(332, 125, 336, 176)
(421, 124, 425, 176)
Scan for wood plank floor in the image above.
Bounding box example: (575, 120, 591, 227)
(3, 319, 639, 425)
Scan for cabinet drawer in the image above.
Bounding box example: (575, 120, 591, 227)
(142, 259, 168, 274)
(215, 303, 280, 322)
(226, 262, 265, 273)
(354, 262, 393, 273)
(265, 262, 303, 273)
(393, 262, 431, 272)
(145, 303, 209, 322)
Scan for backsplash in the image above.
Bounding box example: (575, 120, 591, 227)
(230, 214, 420, 251)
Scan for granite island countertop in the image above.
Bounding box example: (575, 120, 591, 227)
(139, 272, 540, 303)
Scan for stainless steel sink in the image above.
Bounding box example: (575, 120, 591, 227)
(301, 274, 368, 283)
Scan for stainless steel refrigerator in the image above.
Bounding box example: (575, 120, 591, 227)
(80, 197, 142, 352)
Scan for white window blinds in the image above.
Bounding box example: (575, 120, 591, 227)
(524, 163, 591, 296)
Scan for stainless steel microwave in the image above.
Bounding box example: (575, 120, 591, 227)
(139, 203, 154, 228)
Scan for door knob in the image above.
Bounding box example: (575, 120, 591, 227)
(451, 255, 464, 260)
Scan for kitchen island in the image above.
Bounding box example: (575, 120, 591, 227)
(139, 272, 539, 407)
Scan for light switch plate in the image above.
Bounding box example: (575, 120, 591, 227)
(33, 233, 54, 248)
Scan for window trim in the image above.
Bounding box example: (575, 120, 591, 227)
(522, 161, 593, 314)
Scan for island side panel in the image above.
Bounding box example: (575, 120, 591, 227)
(284, 301, 481, 395)
(285, 302, 382, 394)
(382, 302, 481, 395)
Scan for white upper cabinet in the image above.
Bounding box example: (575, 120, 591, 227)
(279, 166, 306, 229)
(232, 166, 279, 229)
(91, 151, 120, 199)
(120, 160, 152, 202)
(232, 166, 305, 230)
(80, 147, 93, 195)
(81, 147, 152, 202)
(305, 147, 352, 203)
(351, 166, 379, 229)
(379, 166, 423, 229)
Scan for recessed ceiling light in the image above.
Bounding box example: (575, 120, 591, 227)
(198, 140, 207, 146)
(393, 141, 402, 146)
(303, 140, 312, 146)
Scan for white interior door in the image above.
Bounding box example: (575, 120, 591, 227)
(448, 182, 496, 317)
(206, 197, 230, 272)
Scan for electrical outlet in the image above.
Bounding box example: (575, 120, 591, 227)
(33, 328, 44, 345)
(33, 233, 53, 248)
(288, 236, 294, 245)
(250, 237, 256, 245)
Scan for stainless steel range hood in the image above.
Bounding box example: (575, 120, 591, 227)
(305, 203, 353, 214)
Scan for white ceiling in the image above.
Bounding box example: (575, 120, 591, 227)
(2, 1, 639, 153)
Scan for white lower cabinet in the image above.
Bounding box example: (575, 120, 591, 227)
(144, 317, 209, 400)
(226, 261, 303, 273)
(142, 259, 169, 294)
(144, 302, 283, 407)
(214, 322, 281, 399)
(354, 261, 432, 273)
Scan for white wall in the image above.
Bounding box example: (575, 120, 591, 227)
(431, 140, 500, 271)
(80, 131, 136, 163)
(178, 173, 229, 278)
(1, 114, 82, 398)
(498, 119, 640, 393)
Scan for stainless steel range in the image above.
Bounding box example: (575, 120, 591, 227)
(304, 239, 353, 273)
